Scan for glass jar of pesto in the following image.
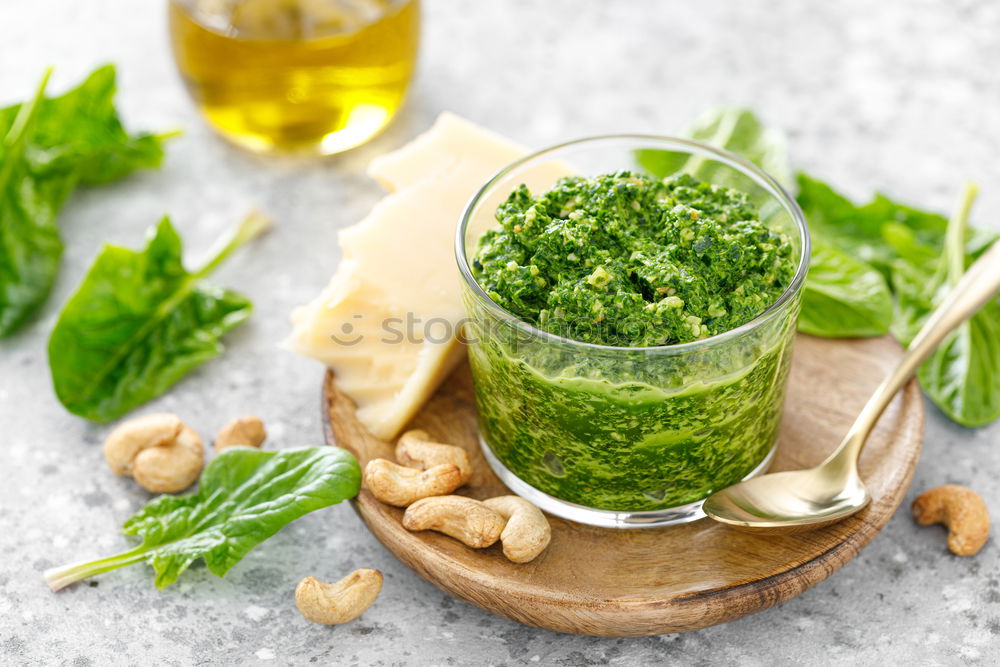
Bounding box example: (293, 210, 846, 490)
(456, 136, 809, 528)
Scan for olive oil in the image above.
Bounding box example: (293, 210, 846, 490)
(168, 0, 419, 154)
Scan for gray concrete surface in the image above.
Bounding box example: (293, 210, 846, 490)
(2, 1, 999, 664)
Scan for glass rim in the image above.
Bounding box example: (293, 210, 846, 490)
(455, 134, 811, 355)
(167, 0, 417, 41)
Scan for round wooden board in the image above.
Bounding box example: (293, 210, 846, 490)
(322, 334, 924, 637)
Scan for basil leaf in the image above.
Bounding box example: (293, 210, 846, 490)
(0, 65, 169, 337)
(637, 107, 794, 190)
(799, 241, 893, 338)
(48, 213, 269, 422)
(44, 446, 362, 590)
(890, 185, 1000, 427)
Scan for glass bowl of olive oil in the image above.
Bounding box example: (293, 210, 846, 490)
(168, 0, 420, 155)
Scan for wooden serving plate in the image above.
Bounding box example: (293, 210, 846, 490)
(321, 334, 924, 636)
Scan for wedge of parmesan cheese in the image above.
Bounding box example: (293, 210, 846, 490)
(288, 113, 528, 440)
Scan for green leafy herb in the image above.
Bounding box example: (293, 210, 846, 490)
(0, 65, 169, 336)
(794, 173, 998, 339)
(798, 241, 894, 338)
(48, 212, 270, 422)
(795, 174, 896, 275)
(0, 70, 65, 337)
(637, 107, 794, 190)
(44, 446, 361, 591)
(796, 173, 997, 280)
(792, 175, 896, 337)
(891, 185, 1000, 427)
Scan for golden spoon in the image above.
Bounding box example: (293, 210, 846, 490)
(704, 184, 1000, 533)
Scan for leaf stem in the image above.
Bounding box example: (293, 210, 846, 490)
(0, 67, 52, 189)
(195, 210, 273, 278)
(945, 183, 979, 288)
(155, 128, 185, 142)
(42, 544, 150, 592)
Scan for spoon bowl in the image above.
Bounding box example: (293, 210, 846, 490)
(703, 466, 870, 534)
(704, 184, 1000, 533)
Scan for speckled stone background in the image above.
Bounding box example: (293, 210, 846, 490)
(2, 1, 999, 665)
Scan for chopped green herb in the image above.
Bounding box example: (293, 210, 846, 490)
(473, 171, 795, 347)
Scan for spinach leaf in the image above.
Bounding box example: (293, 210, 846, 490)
(799, 241, 893, 338)
(795, 173, 896, 274)
(794, 172, 1000, 340)
(0, 65, 168, 185)
(48, 212, 270, 422)
(637, 107, 794, 190)
(796, 173, 997, 280)
(44, 446, 362, 590)
(890, 251, 939, 345)
(917, 311, 1000, 427)
(881, 221, 941, 270)
(0, 70, 69, 337)
(891, 185, 1000, 427)
(0, 65, 169, 337)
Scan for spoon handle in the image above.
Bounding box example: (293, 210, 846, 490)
(832, 186, 1000, 464)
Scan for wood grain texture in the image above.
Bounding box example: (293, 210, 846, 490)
(322, 334, 924, 636)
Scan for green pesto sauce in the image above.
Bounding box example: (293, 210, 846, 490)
(467, 331, 794, 510)
(472, 172, 794, 346)
(466, 171, 799, 512)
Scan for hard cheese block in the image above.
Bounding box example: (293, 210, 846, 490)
(288, 113, 527, 440)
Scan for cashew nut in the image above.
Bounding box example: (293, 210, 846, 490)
(215, 415, 267, 451)
(396, 429, 472, 484)
(402, 495, 505, 548)
(363, 458, 462, 507)
(131, 426, 204, 493)
(912, 484, 990, 556)
(103, 413, 182, 476)
(103, 414, 204, 493)
(483, 496, 551, 563)
(295, 569, 382, 625)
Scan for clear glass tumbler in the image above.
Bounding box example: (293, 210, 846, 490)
(168, 0, 420, 155)
(456, 136, 810, 528)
